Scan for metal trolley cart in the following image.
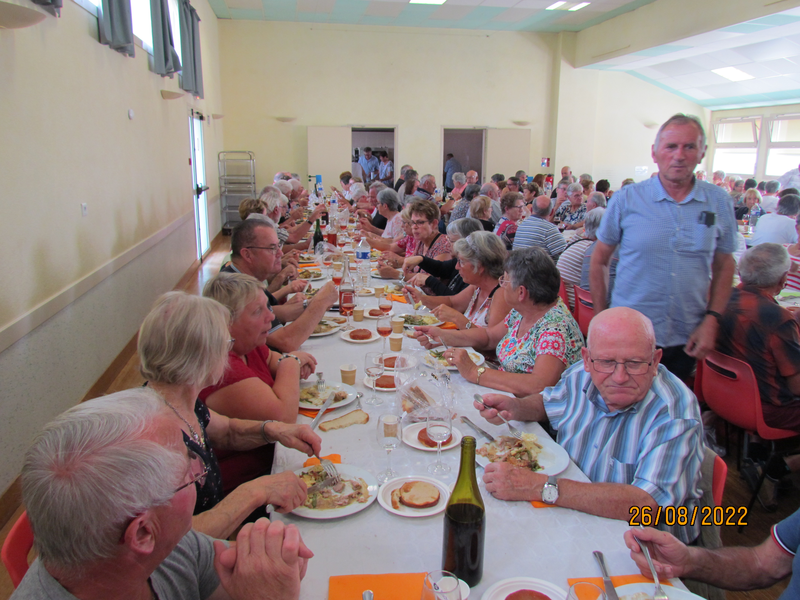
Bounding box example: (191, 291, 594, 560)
(219, 151, 256, 235)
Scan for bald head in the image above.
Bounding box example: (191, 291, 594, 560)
(532, 195, 553, 218)
(587, 307, 656, 354)
(466, 170, 479, 185)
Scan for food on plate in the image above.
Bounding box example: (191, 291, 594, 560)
(390, 481, 441, 510)
(477, 434, 544, 472)
(402, 314, 439, 326)
(349, 329, 372, 341)
(313, 321, 338, 335)
(299, 386, 348, 406)
(505, 591, 552, 600)
(418, 428, 452, 448)
(357, 289, 373, 296)
(400, 385, 437, 414)
(368, 308, 383, 317)
(304, 287, 320, 299)
(326, 316, 347, 324)
(299, 253, 316, 262)
(298, 269, 322, 279)
(299, 465, 370, 510)
(374, 375, 395, 389)
(382, 356, 398, 369)
(427, 349, 481, 367)
(618, 595, 650, 600)
(319, 409, 370, 432)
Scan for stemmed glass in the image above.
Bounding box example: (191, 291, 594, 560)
(426, 405, 452, 475)
(331, 261, 343, 290)
(379, 292, 393, 316)
(322, 252, 333, 279)
(340, 291, 355, 331)
(364, 352, 385, 406)
(420, 570, 461, 600)
(376, 316, 392, 354)
(376, 414, 401, 483)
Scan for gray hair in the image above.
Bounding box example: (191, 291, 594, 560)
(578, 173, 592, 183)
(452, 172, 466, 185)
(203, 272, 266, 322)
(583, 207, 605, 239)
(400, 165, 413, 177)
(446, 217, 483, 239)
(420, 174, 436, 186)
(778, 194, 800, 216)
(274, 180, 292, 197)
(22, 389, 184, 572)
(479, 183, 496, 197)
(139, 292, 230, 388)
(469, 196, 492, 220)
(566, 182, 583, 196)
(738, 243, 791, 287)
(259, 185, 288, 214)
(453, 231, 507, 279)
(532, 196, 552, 218)
(766, 180, 781, 194)
(369, 181, 387, 193)
(377, 188, 401, 212)
(504, 247, 560, 305)
(712, 170, 725, 180)
(289, 179, 301, 191)
(587, 191, 606, 208)
(464, 184, 482, 202)
(654, 113, 707, 150)
(350, 183, 367, 201)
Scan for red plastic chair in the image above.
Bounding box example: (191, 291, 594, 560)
(557, 277, 570, 312)
(701, 351, 798, 524)
(572, 285, 594, 337)
(2, 511, 33, 588)
(712, 454, 727, 508)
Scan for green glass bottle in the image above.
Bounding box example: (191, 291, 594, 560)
(312, 219, 323, 251)
(442, 436, 485, 587)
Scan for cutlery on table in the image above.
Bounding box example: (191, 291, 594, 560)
(472, 394, 523, 440)
(460, 415, 495, 442)
(362, 591, 374, 600)
(308, 392, 342, 485)
(593, 551, 620, 600)
(354, 391, 363, 410)
(310, 391, 337, 430)
(633, 534, 668, 600)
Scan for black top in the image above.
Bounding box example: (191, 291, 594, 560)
(372, 212, 388, 230)
(479, 219, 494, 231)
(419, 256, 468, 296)
(394, 178, 405, 192)
(188, 400, 224, 514)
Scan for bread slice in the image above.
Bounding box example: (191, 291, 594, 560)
(398, 481, 440, 509)
(391, 488, 402, 510)
(318, 409, 369, 432)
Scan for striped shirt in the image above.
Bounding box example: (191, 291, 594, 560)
(772, 509, 800, 598)
(597, 176, 737, 348)
(543, 361, 704, 543)
(557, 239, 592, 311)
(513, 216, 567, 258)
(785, 245, 800, 292)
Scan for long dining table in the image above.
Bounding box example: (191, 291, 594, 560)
(271, 266, 675, 600)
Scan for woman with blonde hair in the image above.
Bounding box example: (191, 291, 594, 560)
(469, 195, 494, 231)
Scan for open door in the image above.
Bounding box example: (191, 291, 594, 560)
(484, 128, 531, 181)
(308, 126, 351, 192)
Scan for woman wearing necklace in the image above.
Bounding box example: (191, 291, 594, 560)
(139, 291, 321, 539)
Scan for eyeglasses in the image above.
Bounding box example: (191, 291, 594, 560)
(228, 338, 236, 351)
(498, 274, 512, 287)
(410, 220, 431, 227)
(174, 450, 209, 494)
(245, 245, 281, 254)
(589, 356, 653, 375)
(512, 204, 525, 209)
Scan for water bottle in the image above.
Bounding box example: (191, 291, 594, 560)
(355, 237, 371, 279)
(748, 207, 760, 232)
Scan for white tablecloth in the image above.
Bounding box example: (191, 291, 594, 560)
(273, 275, 665, 599)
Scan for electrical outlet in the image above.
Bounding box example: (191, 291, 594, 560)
(81, 203, 88, 217)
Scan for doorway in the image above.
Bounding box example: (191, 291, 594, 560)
(442, 129, 484, 185)
(351, 128, 396, 186)
(189, 110, 210, 259)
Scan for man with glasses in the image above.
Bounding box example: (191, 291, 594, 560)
(475, 307, 704, 544)
(13, 389, 311, 600)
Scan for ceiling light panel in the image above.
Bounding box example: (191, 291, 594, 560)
(711, 66, 755, 81)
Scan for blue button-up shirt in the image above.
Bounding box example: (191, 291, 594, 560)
(596, 177, 736, 347)
(358, 155, 380, 181)
(544, 361, 704, 543)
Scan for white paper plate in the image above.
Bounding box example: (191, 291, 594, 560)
(480, 577, 567, 600)
(423, 348, 486, 371)
(377, 476, 450, 517)
(298, 271, 326, 282)
(291, 464, 378, 519)
(309, 320, 343, 337)
(363, 376, 396, 392)
(401, 314, 443, 328)
(298, 382, 357, 411)
(340, 330, 380, 344)
(364, 309, 394, 319)
(615, 583, 702, 600)
(402, 422, 463, 452)
(476, 432, 570, 477)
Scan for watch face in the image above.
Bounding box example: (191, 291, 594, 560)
(542, 483, 558, 504)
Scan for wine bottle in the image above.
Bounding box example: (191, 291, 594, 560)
(313, 219, 323, 251)
(339, 255, 355, 308)
(442, 436, 485, 587)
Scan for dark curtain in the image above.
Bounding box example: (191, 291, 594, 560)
(151, 0, 181, 76)
(98, 0, 134, 57)
(179, 0, 203, 98)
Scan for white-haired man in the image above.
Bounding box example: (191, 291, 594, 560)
(12, 389, 311, 600)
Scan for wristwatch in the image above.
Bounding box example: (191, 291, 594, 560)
(465, 321, 473, 329)
(541, 476, 559, 504)
(475, 366, 486, 385)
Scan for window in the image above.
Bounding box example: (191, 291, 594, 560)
(770, 119, 800, 143)
(766, 149, 800, 177)
(714, 121, 758, 144)
(167, 0, 181, 64)
(712, 148, 757, 177)
(710, 118, 759, 178)
(131, 0, 153, 53)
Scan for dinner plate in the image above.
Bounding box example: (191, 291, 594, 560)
(290, 464, 378, 519)
(356, 288, 375, 296)
(298, 382, 357, 411)
(377, 476, 450, 517)
(402, 422, 463, 452)
(615, 583, 702, 600)
(401, 314, 443, 328)
(298, 254, 317, 263)
(371, 270, 398, 280)
(363, 376, 396, 392)
(340, 330, 380, 344)
(298, 271, 326, 282)
(481, 577, 567, 600)
(477, 432, 570, 477)
(375, 353, 418, 371)
(423, 348, 486, 371)
(309, 320, 343, 337)
(364, 309, 394, 319)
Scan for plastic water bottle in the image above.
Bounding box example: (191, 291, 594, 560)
(355, 237, 371, 279)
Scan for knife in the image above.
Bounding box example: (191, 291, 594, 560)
(310, 391, 337, 430)
(460, 416, 495, 442)
(593, 551, 620, 600)
(306, 476, 339, 495)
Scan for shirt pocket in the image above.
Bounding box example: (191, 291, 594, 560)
(676, 222, 716, 254)
(608, 457, 637, 484)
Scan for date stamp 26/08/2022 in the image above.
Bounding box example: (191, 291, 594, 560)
(629, 505, 748, 527)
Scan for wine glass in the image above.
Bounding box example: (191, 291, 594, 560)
(420, 570, 461, 600)
(322, 252, 333, 279)
(426, 405, 452, 475)
(331, 262, 343, 290)
(364, 352, 385, 406)
(376, 414, 401, 483)
(340, 291, 355, 332)
(567, 582, 606, 600)
(379, 293, 393, 316)
(376, 316, 391, 353)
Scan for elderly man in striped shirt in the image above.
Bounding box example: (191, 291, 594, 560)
(476, 307, 704, 544)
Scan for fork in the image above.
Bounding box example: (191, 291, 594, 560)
(320, 458, 342, 485)
(633, 534, 668, 600)
(354, 391, 363, 410)
(473, 394, 523, 440)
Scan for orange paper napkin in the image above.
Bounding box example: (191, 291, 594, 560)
(298, 407, 337, 419)
(567, 575, 672, 599)
(298, 263, 320, 268)
(531, 500, 555, 508)
(329, 573, 426, 600)
(388, 294, 408, 304)
(303, 454, 341, 467)
(440, 322, 459, 330)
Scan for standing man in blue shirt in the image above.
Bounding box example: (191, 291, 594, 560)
(589, 114, 737, 381)
(358, 147, 380, 184)
(443, 153, 463, 192)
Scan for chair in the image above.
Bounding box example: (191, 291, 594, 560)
(572, 285, 594, 337)
(557, 277, 570, 311)
(1, 511, 33, 588)
(712, 454, 727, 508)
(700, 350, 798, 528)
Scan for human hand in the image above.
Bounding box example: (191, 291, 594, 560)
(309, 204, 325, 221)
(276, 265, 298, 284)
(414, 326, 443, 349)
(431, 304, 463, 325)
(440, 198, 455, 214)
(377, 265, 400, 279)
(281, 253, 299, 269)
(474, 393, 519, 424)
(381, 251, 403, 267)
(269, 423, 321, 458)
(483, 462, 544, 501)
(442, 348, 478, 379)
(256, 471, 308, 513)
(289, 207, 304, 221)
(359, 217, 372, 228)
(287, 280, 310, 294)
(213, 518, 311, 600)
(403, 286, 423, 304)
(623, 527, 691, 580)
(290, 351, 317, 379)
(684, 316, 718, 359)
(402, 256, 424, 271)
(286, 293, 305, 305)
(311, 281, 338, 309)
(406, 273, 429, 287)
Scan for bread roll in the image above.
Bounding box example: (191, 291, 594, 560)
(398, 481, 440, 509)
(349, 328, 372, 340)
(318, 409, 370, 432)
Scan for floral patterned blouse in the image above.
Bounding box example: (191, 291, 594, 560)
(496, 302, 584, 373)
(555, 202, 587, 226)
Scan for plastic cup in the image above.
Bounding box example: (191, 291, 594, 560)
(353, 306, 365, 322)
(389, 333, 403, 352)
(391, 316, 404, 334)
(340, 364, 357, 385)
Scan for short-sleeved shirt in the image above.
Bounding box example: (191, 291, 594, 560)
(772, 508, 800, 599)
(557, 239, 593, 310)
(450, 200, 471, 222)
(200, 347, 275, 402)
(378, 160, 393, 185)
(12, 531, 220, 599)
(555, 202, 586, 226)
(358, 155, 380, 180)
(512, 216, 567, 259)
(596, 176, 737, 348)
(717, 285, 800, 407)
(543, 362, 704, 543)
(494, 217, 518, 250)
(751, 213, 799, 246)
(496, 304, 584, 373)
(784, 245, 800, 292)
(382, 213, 403, 239)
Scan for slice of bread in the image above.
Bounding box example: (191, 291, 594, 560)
(398, 481, 440, 509)
(318, 409, 369, 432)
(349, 328, 372, 340)
(375, 374, 395, 389)
(390, 488, 401, 510)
